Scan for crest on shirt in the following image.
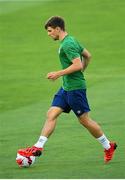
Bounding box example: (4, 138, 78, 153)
(58, 47, 61, 54)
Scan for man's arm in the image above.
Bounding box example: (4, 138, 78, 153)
(47, 48, 91, 80)
(47, 57, 83, 80)
(81, 48, 91, 71)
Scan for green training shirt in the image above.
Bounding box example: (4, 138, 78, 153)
(58, 35, 86, 91)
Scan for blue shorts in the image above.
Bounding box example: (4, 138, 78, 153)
(51, 87, 90, 117)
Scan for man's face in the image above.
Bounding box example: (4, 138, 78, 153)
(47, 26, 60, 40)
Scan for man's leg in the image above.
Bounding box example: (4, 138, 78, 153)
(34, 106, 63, 148)
(18, 107, 63, 157)
(41, 107, 63, 137)
(78, 112, 103, 138)
(78, 112, 117, 162)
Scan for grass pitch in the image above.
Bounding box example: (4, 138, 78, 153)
(0, 0, 125, 178)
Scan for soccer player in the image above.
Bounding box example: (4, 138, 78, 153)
(18, 16, 117, 163)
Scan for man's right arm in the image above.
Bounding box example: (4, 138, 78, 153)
(81, 48, 91, 71)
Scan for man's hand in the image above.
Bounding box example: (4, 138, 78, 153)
(47, 71, 61, 80)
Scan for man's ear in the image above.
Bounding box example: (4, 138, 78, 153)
(56, 27, 61, 31)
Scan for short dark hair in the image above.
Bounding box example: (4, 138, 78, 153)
(44, 16, 65, 31)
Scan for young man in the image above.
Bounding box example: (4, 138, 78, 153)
(18, 16, 117, 163)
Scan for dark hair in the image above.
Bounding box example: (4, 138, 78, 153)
(44, 16, 65, 31)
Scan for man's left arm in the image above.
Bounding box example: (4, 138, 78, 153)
(47, 48, 91, 80)
(47, 57, 83, 80)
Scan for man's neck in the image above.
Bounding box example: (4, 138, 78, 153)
(59, 31, 68, 41)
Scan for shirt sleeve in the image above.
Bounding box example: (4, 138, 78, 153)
(63, 41, 84, 62)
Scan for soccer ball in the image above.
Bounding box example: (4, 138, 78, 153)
(16, 153, 35, 168)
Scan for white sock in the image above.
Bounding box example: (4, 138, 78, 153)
(34, 136, 48, 148)
(97, 134, 110, 150)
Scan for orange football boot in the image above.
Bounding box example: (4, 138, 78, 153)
(104, 142, 117, 163)
(18, 146, 43, 157)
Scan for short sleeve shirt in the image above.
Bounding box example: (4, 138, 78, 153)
(59, 35, 86, 91)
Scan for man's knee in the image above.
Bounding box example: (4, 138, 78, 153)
(78, 112, 91, 126)
(46, 107, 63, 121)
(46, 109, 55, 121)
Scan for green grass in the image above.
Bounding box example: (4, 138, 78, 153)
(0, 0, 125, 178)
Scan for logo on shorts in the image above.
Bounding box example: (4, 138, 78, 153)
(77, 110, 81, 115)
